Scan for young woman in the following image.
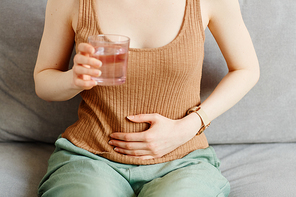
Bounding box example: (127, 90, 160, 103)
(34, 0, 259, 196)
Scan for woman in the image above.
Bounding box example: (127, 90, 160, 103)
(34, 0, 259, 196)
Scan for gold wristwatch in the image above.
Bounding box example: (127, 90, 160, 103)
(187, 106, 211, 135)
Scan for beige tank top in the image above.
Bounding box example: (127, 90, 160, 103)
(62, 0, 209, 165)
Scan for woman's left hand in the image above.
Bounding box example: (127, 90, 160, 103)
(109, 113, 201, 160)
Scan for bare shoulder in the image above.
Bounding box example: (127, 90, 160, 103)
(45, 0, 78, 29)
(201, 0, 259, 73)
(35, 0, 79, 73)
(200, 0, 211, 29)
(203, 0, 243, 25)
(200, 0, 246, 40)
(200, 0, 241, 28)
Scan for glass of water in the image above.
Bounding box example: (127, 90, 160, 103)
(88, 34, 130, 86)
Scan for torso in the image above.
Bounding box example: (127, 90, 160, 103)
(71, 0, 209, 49)
(64, 0, 209, 165)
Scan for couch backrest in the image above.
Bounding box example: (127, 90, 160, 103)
(202, 0, 296, 144)
(0, 0, 295, 144)
(0, 0, 81, 142)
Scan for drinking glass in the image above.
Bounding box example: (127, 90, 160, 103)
(88, 34, 130, 86)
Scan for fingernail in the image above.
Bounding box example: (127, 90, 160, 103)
(94, 70, 101, 77)
(96, 61, 102, 67)
(91, 47, 95, 54)
(127, 115, 134, 120)
(93, 80, 98, 86)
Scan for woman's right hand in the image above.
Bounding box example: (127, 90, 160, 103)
(72, 43, 102, 90)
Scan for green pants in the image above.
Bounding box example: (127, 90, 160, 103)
(38, 138, 230, 197)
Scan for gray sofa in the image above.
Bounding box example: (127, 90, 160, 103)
(0, 0, 295, 196)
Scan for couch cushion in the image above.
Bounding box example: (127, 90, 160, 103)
(0, 0, 81, 143)
(0, 142, 54, 197)
(1, 142, 294, 197)
(213, 143, 296, 197)
(202, 0, 296, 144)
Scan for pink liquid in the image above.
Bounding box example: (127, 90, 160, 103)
(91, 45, 128, 86)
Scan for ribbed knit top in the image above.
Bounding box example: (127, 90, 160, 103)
(62, 0, 209, 165)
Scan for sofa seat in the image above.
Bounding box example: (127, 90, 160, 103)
(1, 142, 295, 197)
(214, 143, 296, 197)
(0, 143, 54, 197)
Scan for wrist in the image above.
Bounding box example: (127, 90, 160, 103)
(68, 69, 84, 92)
(179, 113, 203, 137)
(187, 106, 211, 135)
(52, 69, 83, 101)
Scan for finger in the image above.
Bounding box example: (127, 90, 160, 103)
(74, 54, 102, 69)
(128, 155, 157, 160)
(136, 155, 155, 160)
(127, 113, 160, 124)
(74, 78, 97, 89)
(113, 147, 151, 156)
(110, 132, 147, 142)
(77, 43, 95, 55)
(109, 140, 148, 150)
(73, 63, 101, 77)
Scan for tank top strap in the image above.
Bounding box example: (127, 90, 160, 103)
(75, 0, 99, 48)
(188, 0, 205, 41)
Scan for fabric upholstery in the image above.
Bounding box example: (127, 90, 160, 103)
(213, 143, 296, 197)
(202, 0, 296, 144)
(0, 143, 54, 197)
(0, 0, 81, 142)
(1, 143, 295, 197)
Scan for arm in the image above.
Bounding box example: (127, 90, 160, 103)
(199, 0, 260, 121)
(110, 0, 260, 159)
(34, 0, 101, 102)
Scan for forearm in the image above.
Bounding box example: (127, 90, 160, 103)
(200, 68, 260, 122)
(34, 69, 82, 102)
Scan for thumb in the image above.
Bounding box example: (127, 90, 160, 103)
(127, 114, 159, 124)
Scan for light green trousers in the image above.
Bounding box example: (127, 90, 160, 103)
(38, 138, 230, 197)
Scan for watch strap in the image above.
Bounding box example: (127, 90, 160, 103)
(187, 106, 211, 135)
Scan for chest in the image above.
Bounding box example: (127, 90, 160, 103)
(93, 0, 186, 49)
